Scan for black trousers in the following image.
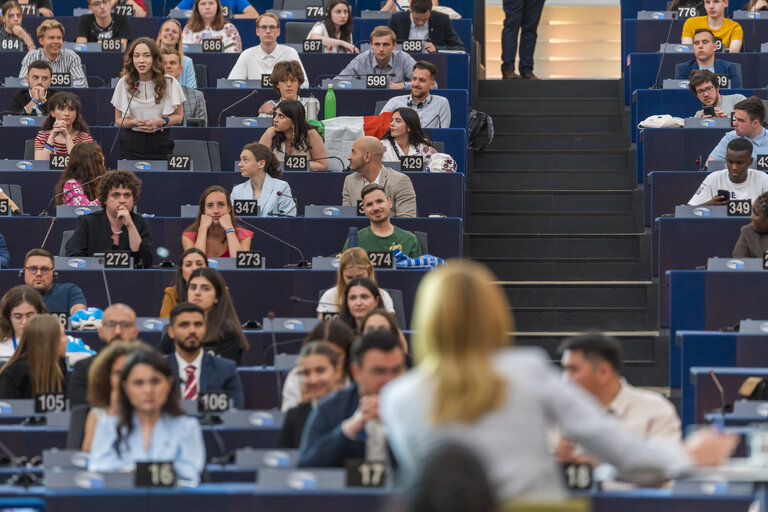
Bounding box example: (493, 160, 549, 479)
(119, 128, 174, 161)
(501, 0, 547, 74)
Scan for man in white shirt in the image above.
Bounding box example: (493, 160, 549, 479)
(380, 61, 450, 128)
(557, 334, 682, 470)
(227, 12, 308, 86)
(708, 96, 768, 164)
(691, 138, 768, 205)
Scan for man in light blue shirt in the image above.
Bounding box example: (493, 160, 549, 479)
(335, 26, 416, 89)
(380, 61, 450, 128)
(708, 96, 768, 164)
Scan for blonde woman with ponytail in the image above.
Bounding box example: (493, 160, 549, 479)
(380, 259, 738, 502)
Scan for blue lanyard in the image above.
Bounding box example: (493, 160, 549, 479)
(11, 335, 16, 350)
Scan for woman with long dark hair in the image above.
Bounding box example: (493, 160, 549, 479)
(182, 0, 241, 52)
(231, 142, 296, 216)
(0, 285, 47, 358)
(380, 107, 437, 164)
(339, 277, 382, 333)
(53, 142, 106, 206)
(112, 37, 184, 160)
(88, 347, 205, 485)
(307, 0, 357, 53)
(0, 314, 66, 398)
(159, 248, 208, 317)
(259, 100, 327, 171)
(34, 92, 93, 159)
(182, 185, 253, 257)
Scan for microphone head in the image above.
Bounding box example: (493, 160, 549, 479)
(267, 310, 276, 320)
(290, 296, 300, 303)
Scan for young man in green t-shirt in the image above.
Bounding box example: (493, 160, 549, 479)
(343, 184, 422, 257)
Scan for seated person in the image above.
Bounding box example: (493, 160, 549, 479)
(688, 69, 745, 119)
(362, 308, 408, 352)
(228, 13, 308, 84)
(381, 0, 438, 11)
(388, 0, 465, 52)
(20, 20, 87, 88)
(158, 268, 249, 365)
(297, 329, 406, 467)
(281, 319, 354, 412)
(344, 184, 422, 257)
(34, 92, 94, 159)
(53, 142, 105, 206)
(173, 0, 258, 18)
(182, 185, 253, 257)
(556, 334, 682, 485)
(381, 61, 451, 128)
(23, 248, 87, 316)
(733, 191, 768, 256)
(87, 347, 206, 486)
(307, 0, 358, 54)
(0, 285, 46, 357)
(339, 277, 383, 334)
(231, 142, 297, 216)
(747, 0, 768, 9)
(156, 19, 197, 88)
(259, 100, 328, 171)
(182, 0, 242, 53)
(75, 0, 132, 49)
(0, 314, 67, 399)
(17, 0, 54, 17)
(65, 170, 154, 269)
(676, 29, 741, 88)
(317, 247, 396, 318)
(81, 340, 145, 451)
(335, 26, 416, 89)
(258, 61, 319, 118)
(380, 107, 438, 163)
(342, 137, 418, 218)
(278, 341, 343, 448)
(160, 248, 208, 317)
(681, 0, 742, 52)
(161, 47, 208, 126)
(8, 60, 52, 116)
(0, 1, 35, 51)
(692, 138, 768, 205)
(708, 96, 768, 164)
(167, 302, 244, 408)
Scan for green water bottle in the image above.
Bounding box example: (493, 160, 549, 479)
(324, 83, 336, 120)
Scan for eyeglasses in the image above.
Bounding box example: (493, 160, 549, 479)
(24, 266, 53, 275)
(90, 0, 108, 6)
(258, 25, 278, 31)
(696, 85, 716, 95)
(102, 320, 135, 329)
(11, 312, 35, 322)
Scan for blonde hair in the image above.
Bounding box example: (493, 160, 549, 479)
(412, 259, 512, 424)
(257, 12, 279, 27)
(370, 25, 396, 44)
(156, 19, 185, 60)
(36, 19, 64, 40)
(334, 247, 375, 306)
(0, 314, 64, 395)
(86, 340, 147, 406)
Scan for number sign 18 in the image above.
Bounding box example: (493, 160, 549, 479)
(562, 463, 592, 490)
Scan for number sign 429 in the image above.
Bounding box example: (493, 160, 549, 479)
(400, 155, 423, 170)
(368, 251, 394, 268)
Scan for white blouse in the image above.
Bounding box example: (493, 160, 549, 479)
(307, 22, 353, 53)
(111, 75, 186, 132)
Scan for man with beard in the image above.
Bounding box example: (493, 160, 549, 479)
(167, 302, 244, 409)
(23, 248, 87, 316)
(380, 61, 450, 128)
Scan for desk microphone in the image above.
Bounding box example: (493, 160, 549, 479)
(709, 369, 733, 420)
(309, 155, 349, 172)
(108, 82, 139, 163)
(289, 296, 338, 308)
(0, 437, 39, 487)
(275, 190, 298, 214)
(40, 175, 104, 216)
(236, 217, 309, 267)
(217, 90, 258, 127)
(39, 217, 56, 250)
(650, 16, 677, 89)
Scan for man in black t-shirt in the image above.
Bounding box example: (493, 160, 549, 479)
(75, 0, 132, 49)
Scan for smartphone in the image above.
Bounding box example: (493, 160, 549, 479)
(717, 189, 730, 201)
(703, 106, 715, 116)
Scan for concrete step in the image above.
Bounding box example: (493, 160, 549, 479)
(478, 257, 650, 280)
(467, 212, 641, 233)
(473, 151, 628, 170)
(469, 190, 635, 213)
(475, 98, 620, 115)
(478, 79, 621, 99)
(469, 169, 636, 190)
(501, 281, 655, 309)
(487, 132, 628, 151)
(492, 114, 624, 133)
(465, 233, 648, 259)
(513, 307, 655, 331)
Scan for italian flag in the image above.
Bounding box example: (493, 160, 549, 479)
(322, 112, 393, 171)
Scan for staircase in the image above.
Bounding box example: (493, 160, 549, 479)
(467, 79, 666, 385)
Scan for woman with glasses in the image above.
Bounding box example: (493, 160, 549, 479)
(0, 286, 47, 358)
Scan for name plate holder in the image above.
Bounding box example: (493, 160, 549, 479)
(311, 256, 341, 270)
(738, 319, 768, 334)
(706, 257, 764, 271)
(304, 205, 358, 218)
(262, 317, 321, 333)
(674, 205, 728, 218)
(257, 468, 346, 490)
(234, 448, 299, 468)
(225, 116, 273, 128)
(2, 115, 46, 126)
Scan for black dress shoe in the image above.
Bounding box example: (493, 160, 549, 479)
(501, 69, 521, 79)
(520, 72, 540, 80)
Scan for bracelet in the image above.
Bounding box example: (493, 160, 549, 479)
(44, 144, 54, 151)
(31, 98, 40, 106)
(225, 228, 236, 235)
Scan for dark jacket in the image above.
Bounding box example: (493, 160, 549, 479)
(65, 355, 94, 449)
(0, 357, 67, 399)
(65, 209, 154, 269)
(8, 88, 54, 116)
(159, 328, 244, 366)
(732, 223, 768, 258)
(297, 384, 365, 467)
(388, 10, 466, 51)
(167, 350, 244, 409)
(278, 402, 313, 449)
(675, 59, 742, 89)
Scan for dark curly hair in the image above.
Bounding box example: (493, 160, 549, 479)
(40, 92, 90, 133)
(121, 37, 167, 105)
(98, 169, 142, 206)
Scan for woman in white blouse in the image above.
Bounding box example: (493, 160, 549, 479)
(380, 107, 437, 165)
(182, 0, 242, 53)
(307, 0, 358, 54)
(231, 142, 296, 217)
(111, 37, 185, 160)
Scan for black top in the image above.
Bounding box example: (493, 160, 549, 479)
(65, 209, 154, 269)
(8, 88, 54, 115)
(387, 10, 466, 51)
(159, 328, 244, 366)
(76, 13, 132, 42)
(278, 402, 313, 449)
(0, 357, 67, 399)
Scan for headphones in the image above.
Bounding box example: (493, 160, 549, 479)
(407, 94, 433, 110)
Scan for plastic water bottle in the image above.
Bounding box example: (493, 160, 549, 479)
(306, 94, 319, 121)
(324, 83, 336, 120)
(347, 226, 358, 248)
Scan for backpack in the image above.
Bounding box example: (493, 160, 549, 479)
(468, 108, 494, 151)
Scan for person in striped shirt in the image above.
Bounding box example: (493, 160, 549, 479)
(19, 19, 88, 88)
(33, 92, 94, 159)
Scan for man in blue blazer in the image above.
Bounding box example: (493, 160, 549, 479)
(387, 0, 465, 52)
(675, 28, 742, 88)
(167, 302, 244, 409)
(297, 330, 406, 467)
